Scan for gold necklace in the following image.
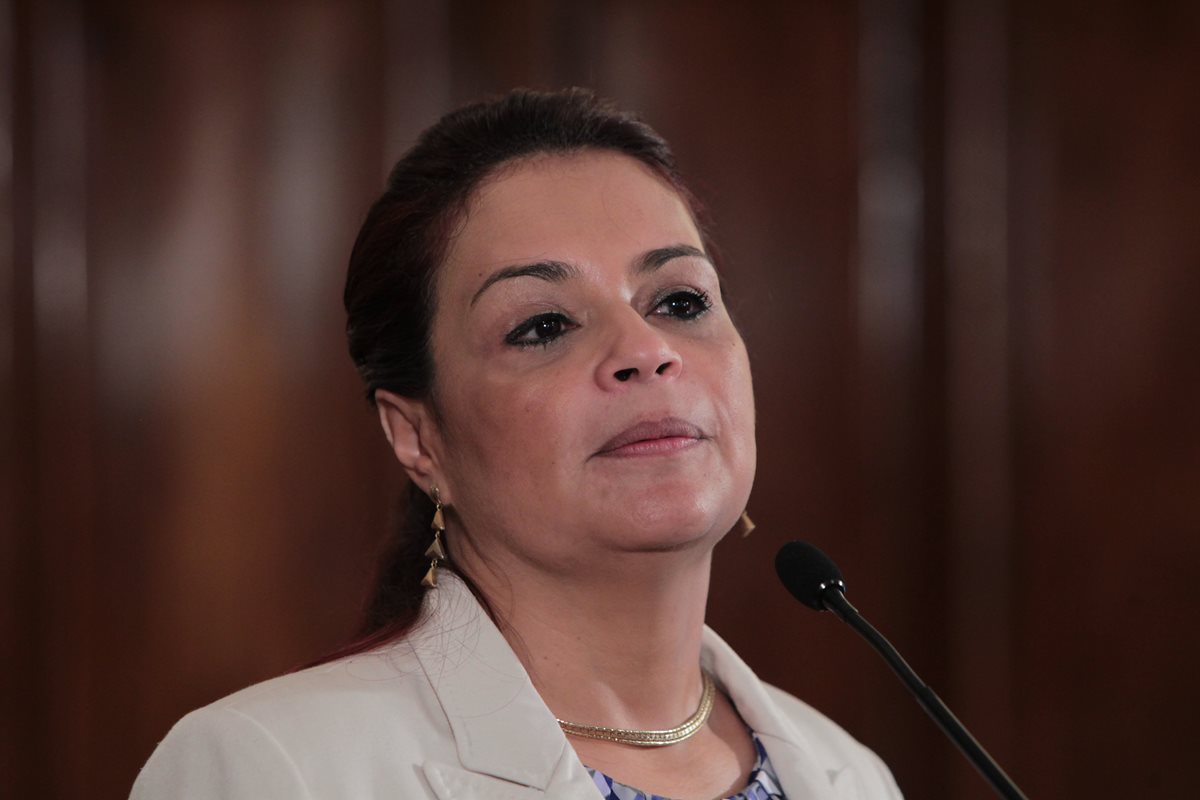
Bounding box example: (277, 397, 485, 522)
(555, 671, 716, 747)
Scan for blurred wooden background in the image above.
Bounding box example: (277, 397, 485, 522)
(3, 0, 1198, 797)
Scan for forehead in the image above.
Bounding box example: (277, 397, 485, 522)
(440, 151, 703, 295)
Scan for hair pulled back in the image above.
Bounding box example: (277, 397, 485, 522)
(333, 88, 712, 659)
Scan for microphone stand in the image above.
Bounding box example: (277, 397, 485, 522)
(820, 589, 1029, 800)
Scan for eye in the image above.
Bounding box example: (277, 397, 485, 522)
(652, 289, 712, 321)
(505, 312, 577, 348)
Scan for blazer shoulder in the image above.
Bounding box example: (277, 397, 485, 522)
(131, 703, 313, 799)
(208, 642, 426, 718)
(133, 642, 452, 799)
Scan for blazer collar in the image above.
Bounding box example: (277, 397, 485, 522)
(411, 575, 846, 799)
(410, 574, 595, 796)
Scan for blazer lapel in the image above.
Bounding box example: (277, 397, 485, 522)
(701, 628, 848, 800)
(413, 576, 600, 799)
(422, 762, 544, 800)
(423, 748, 599, 800)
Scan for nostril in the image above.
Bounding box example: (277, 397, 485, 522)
(655, 362, 671, 375)
(614, 368, 636, 382)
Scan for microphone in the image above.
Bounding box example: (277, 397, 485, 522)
(774, 541, 1028, 800)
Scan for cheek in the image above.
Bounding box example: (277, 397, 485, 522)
(715, 338, 757, 460)
(732, 344, 756, 428)
(438, 359, 578, 481)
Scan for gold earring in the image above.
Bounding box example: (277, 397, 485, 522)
(421, 486, 447, 588)
(739, 510, 756, 538)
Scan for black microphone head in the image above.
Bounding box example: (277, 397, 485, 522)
(774, 541, 846, 611)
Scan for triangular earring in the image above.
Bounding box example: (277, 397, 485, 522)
(423, 537, 446, 561)
(421, 486, 447, 588)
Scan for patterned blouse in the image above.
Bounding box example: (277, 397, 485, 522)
(586, 733, 787, 800)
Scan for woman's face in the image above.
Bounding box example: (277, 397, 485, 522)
(421, 151, 755, 576)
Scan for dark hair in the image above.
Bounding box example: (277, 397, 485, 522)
(322, 88, 716, 663)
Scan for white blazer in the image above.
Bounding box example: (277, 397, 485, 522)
(131, 574, 902, 799)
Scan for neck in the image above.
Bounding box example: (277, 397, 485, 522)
(463, 547, 713, 731)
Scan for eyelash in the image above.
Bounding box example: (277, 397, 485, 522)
(504, 313, 576, 348)
(504, 289, 714, 349)
(652, 289, 713, 321)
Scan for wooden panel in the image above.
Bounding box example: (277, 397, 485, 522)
(854, 1, 951, 795)
(941, 0, 1019, 795)
(24, 1, 399, 795)
(1, 0, 37, 793)
(1009, 1, 1200, 796)
(7, 1, 95, 796)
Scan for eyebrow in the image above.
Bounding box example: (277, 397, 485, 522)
(637, 244, 711, 273)
(469, 260, 577, 307)
(469, 243, 711, 307)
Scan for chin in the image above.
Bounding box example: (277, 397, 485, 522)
(610, 490, 739, 553)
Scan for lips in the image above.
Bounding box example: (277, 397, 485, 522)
(595, 417, 706, 456)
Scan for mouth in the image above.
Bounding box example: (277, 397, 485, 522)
(595, 417, 707, 457)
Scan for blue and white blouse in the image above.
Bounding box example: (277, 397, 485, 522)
(586, 732, 787, 800)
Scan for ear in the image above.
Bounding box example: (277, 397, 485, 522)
(375, 389, 446, 494)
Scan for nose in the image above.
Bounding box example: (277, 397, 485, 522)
(596, 309, 682, 390)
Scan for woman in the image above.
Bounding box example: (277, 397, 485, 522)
(132, 88, 902, 800)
